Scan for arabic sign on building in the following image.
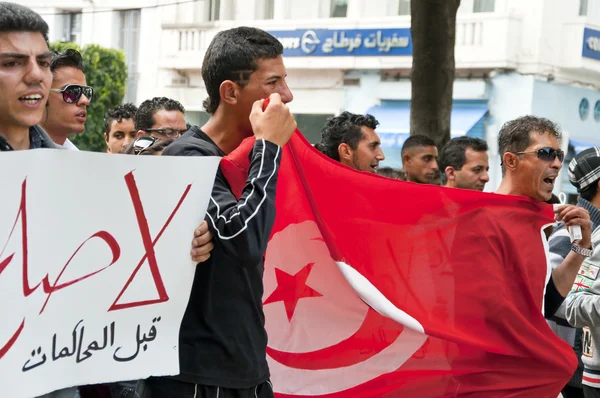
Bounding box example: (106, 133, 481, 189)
(583, 27, 600, 61)
(0, 150, 219, 398)
(268, 28, 412, 57)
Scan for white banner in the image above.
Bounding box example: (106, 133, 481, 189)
(0, 149, 220, 398)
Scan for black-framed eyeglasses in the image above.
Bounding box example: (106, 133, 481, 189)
(513, 147, 565, 163)
(144, 126, 188, 139)
(133, 136, 159, 155)
(50, 84, 94, 104)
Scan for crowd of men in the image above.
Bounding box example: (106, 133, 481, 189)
(2, 1, 600, 398)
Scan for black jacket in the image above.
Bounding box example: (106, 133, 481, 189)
(162, 127, 281, 388)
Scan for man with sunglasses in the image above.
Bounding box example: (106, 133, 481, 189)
(41, 49, 92, 150)
(135, 96, 187, 141)
(496, 115, 593, 319)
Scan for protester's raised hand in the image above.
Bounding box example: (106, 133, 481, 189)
(555, 204, 592, 249)
(250, 93, 297, 147)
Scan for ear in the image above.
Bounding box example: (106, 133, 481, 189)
(104, 133, 109, 144)
(502, 152, 519, 171)
(219, 80, 240, 106)
(445, 166, 456, 181)
(135, 130, 145, 139)
(402, 153, 411, 166)
(338, 143, 353, 162)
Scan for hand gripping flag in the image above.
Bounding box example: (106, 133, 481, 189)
(221, 132, 576, 398)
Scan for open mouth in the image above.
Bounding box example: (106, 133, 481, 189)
(19, 94, 43, 105)
(75, 112, 87, 121)
(370, 165, 378, 173)
(543, 176, 556, 189)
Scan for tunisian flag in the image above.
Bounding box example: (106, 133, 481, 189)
(221, 132, 576, 397)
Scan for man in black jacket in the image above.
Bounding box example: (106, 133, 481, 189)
(148, 27, 296, 398)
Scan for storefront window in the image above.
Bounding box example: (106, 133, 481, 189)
(580, 0, 589, 16)
(330, 0, 348, 18)
(295, 114, 334, 144)
(473, 0, 495, 13)
(398, 0, 410, 16)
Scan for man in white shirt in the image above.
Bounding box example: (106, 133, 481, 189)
(41, 48, 92, 150)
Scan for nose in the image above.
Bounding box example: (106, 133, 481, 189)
(550, 154, 563, 170)
(431, 159, 439, 171)
(122, 136, 134, 149)
(481, 170, 490, 182)
(78, 93, 91, 106)
(376, 147, 385, 161)
(279, 81, 294, 104)
(24, 59, 46, 84)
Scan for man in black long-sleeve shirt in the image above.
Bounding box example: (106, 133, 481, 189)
(147, 27, 296, 398)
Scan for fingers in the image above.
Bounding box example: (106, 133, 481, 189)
(194, 220, 209, 237)
(191, 220, 214, 263)
(556, 206, 591, 231)
(267, 92, 282, 107)
(191, 241, 214, 263)
(250, 98, 265, 118)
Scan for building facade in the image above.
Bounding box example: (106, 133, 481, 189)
(22, 0, 600, 193)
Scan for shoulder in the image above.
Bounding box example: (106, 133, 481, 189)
(163, 128, 220, 157)
(30, 125, 62, 149)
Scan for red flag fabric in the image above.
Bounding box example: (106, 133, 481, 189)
(221, 132, 576, 397)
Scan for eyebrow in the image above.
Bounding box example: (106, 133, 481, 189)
(0, 51, 53, 59)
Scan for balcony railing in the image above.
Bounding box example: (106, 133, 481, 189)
(160, 14, 522, 70)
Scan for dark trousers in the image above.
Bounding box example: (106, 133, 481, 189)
(584, 385, 600, 398)
(145, 378, 274, 398)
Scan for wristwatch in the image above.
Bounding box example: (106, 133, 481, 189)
(571, 242, 594, 257)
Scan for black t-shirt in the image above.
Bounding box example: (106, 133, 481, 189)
(162, 127, 281, 388)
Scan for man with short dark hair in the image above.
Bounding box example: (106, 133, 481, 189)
(315, 111, 384, 173)
(401, 135, 439, 184)
(104, 102, 137, 154)
(0, 3, 77, 397)
(439, 136, 489, 191)
(496, 115, 592, 318)
(150, 27, 296, 398)
(41, 48, 92, 150)
(135, 96, 187, 140)
(0, 2, 56, 151)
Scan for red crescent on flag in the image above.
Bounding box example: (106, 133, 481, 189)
(266, 306, 403, 369)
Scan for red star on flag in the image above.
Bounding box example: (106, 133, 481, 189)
(263, 262, 323, 322)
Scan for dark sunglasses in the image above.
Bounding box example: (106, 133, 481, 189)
(514, 147, 565, 163)
(50, 84, 94, 104)
(144, 125, 188, 139)
(133, 136, 159, 155)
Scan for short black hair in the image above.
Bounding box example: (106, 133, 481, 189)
(498, 115, 562, 173)
(50, 48, 84, 73)
(134, 97, 185, 131)
(401, 135, 436, 156)
(439, 136, 488, 172)
(315, 112, 379, 162)
(201, 26, 283, 114)
(0, 2, 49, 44)
(377, 167, 406, 180)
(104, 103, 138, 135)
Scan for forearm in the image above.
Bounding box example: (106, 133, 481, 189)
(552, 250, 586, 296)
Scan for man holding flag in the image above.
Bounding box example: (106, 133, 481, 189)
(496, 115, 592, 317)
